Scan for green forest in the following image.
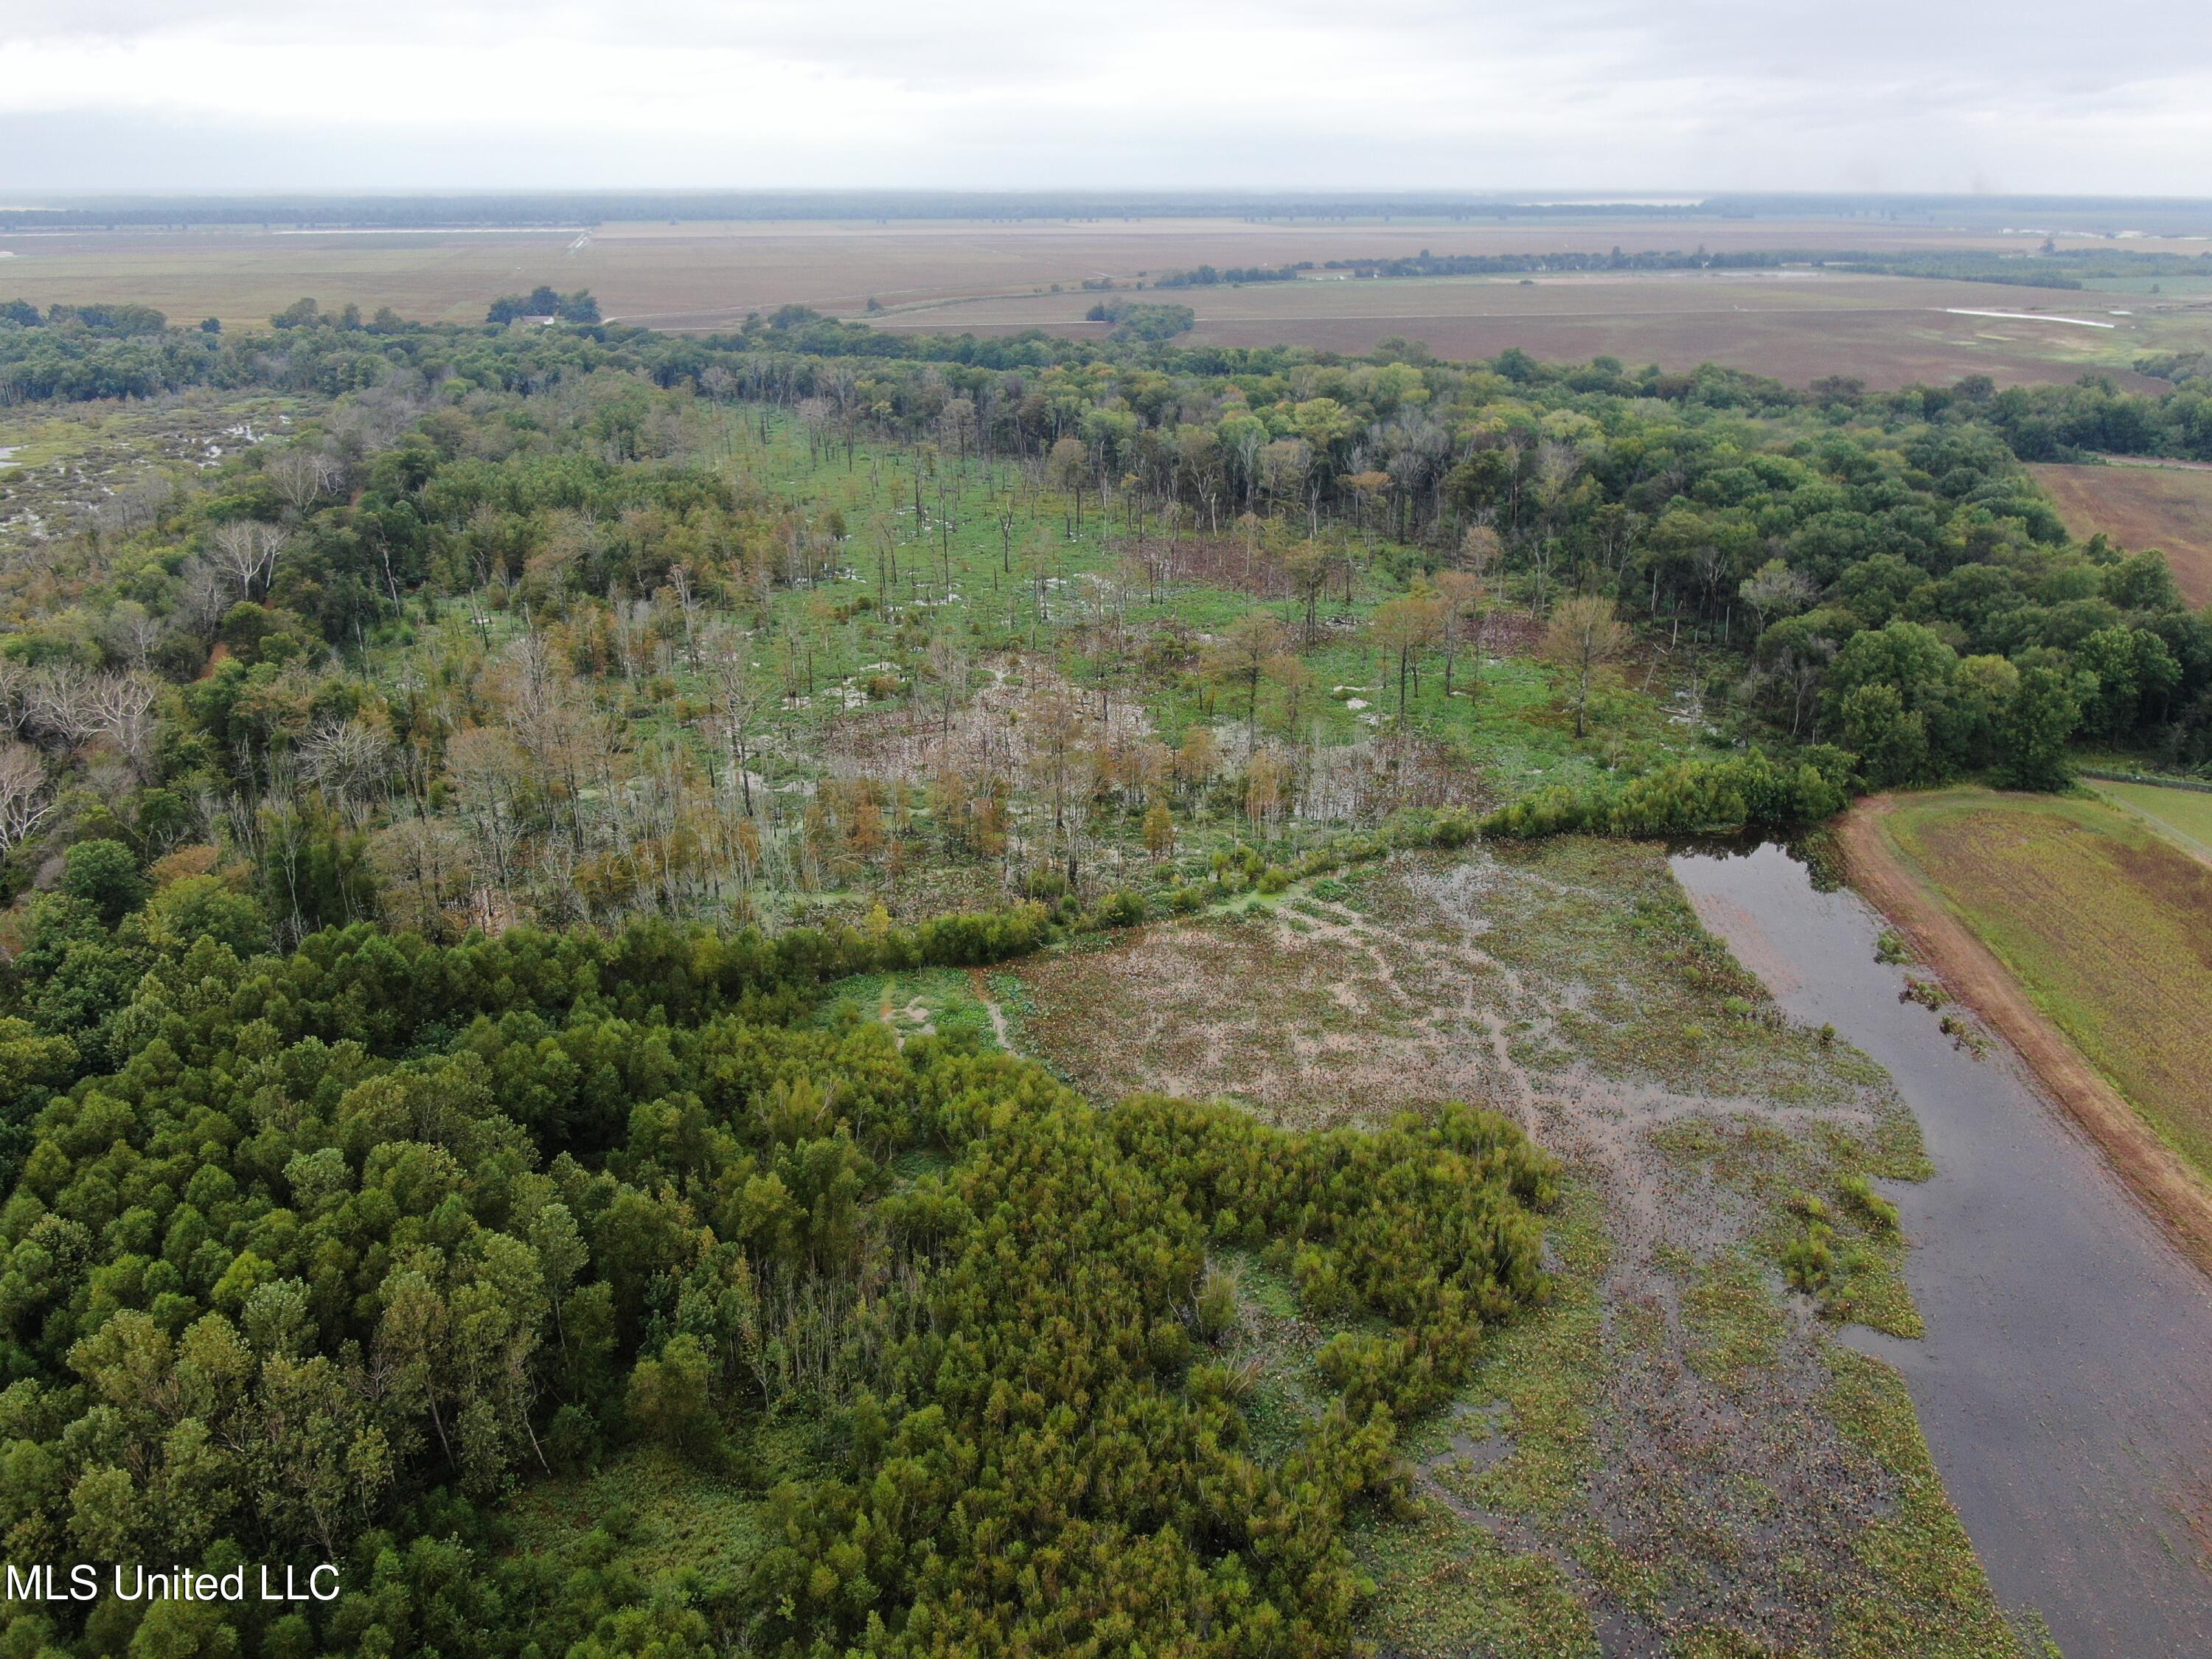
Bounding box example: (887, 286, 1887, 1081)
(0, 895, 1557, 1655)
(4, 293, 2211, 1652)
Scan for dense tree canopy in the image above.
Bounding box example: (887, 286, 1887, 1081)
(6, 293, 2212, 950)
(0, 885, 1555, 1655)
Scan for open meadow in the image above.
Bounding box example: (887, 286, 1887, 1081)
(1877, 787, 2212, 1184)
(2031, 460, 2212, 604)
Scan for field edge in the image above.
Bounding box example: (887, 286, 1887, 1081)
(1837, 790, 2212, 1276)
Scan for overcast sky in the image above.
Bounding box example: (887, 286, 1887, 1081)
(3, 1, 2208, 195)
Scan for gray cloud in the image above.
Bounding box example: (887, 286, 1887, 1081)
(2, 1, 2206, 192)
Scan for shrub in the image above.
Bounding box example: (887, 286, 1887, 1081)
(1194, 1264, 1241, 1342)
(1839, 1174, 1902, 1234)
(1481, 749, 1853, 841)
(1085, 889, 1147, 928)
(1781, 1223, 1837, 1293)
(1900, 975, 1949, 1011)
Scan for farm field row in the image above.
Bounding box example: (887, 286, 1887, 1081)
(869, 268, 2182, 389)
(1872, 787, 2212, 1189)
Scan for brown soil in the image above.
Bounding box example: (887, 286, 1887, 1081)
(18, 218, 2153, 334)
(1839, 794, 2212, 1274)
(871, 268, 2181, 392)
(9, 218, 2199, 389)
(2031, 462, 2212, 605)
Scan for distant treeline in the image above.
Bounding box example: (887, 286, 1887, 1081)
(0, 299, 171, 334)
(8, 191, 2212, 233)
(0, 192, 1724, 232)
(1079, 300, 1198, 340)
(1701, 192, 2212, 237)
(1150, 263, 1306, 288)
(1318, 246, 2212, 290)
(5, 291, 2212, 467)
(485, 285, 602, 325)
(1323, 249, 1788, 278)
(1830, 248, 2212, 290)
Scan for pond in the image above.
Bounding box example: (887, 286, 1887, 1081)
(1672, 841, 2212, 1658)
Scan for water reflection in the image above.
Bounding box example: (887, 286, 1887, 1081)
(1672, 841, 2212, 1658)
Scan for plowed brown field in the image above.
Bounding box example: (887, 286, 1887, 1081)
(2031, 461, 2212, 604)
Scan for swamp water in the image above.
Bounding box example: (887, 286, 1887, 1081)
(1672, 842, 2212, 1658)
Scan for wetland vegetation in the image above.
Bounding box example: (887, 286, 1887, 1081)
(2, 291, 2204, 1654)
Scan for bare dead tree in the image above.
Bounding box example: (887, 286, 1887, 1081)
(668, 564, 702, 666)
(703, 623, 768, 817)
(0, 660, 28, 736)
(269, 447, 340, 516)
(24, 665, 98, 746)
(101, 600, 167, 670)
(174, 555, 233, 638)
(101, 473, 175, 538)
(211, 521, 289, 602)
(83, 672, 160, 774)
(301, 715, 394, 821)
(445, 726, 527, 891)
(0, 741, 55, 853)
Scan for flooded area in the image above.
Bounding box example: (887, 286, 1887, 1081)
(1674, 842, 2212, 1658)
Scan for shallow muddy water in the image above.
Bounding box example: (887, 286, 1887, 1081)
(1673, 842, 2212, 1658)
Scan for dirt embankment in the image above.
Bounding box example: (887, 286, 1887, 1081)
(1839, 795, 2212, 1275)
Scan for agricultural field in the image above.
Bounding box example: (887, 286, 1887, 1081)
(1003, 838, 2014, 1655)
(874, 268, 2182, 391)
(2092, 777, 2212, 862)
(1878, 787, 2212, 1182)
(6, 215, 2210, 387)
(2031, 459, 2212, 604)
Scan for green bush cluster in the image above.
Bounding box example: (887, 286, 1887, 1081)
(1481, 749, 1854, 841)
(0, 894, 1556, 1656)
(1838, 1174, 1902, 1235)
